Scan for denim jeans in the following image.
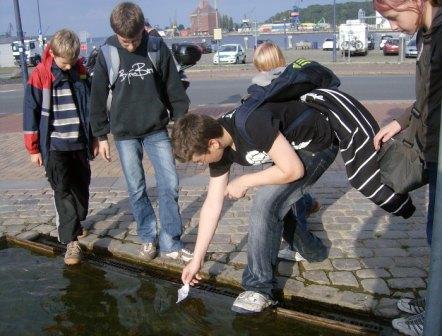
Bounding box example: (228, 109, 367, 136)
(115, 130, 182, 252)
(426, 162, 437, 245)
(242, 144, 338, 298)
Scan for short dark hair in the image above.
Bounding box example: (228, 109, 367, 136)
(110, 2, 145, 38)
(171, 114, 224, 162)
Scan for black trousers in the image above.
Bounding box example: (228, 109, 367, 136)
(46, 150, 91, 244)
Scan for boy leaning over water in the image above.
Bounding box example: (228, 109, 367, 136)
(23, 29, 98, 266)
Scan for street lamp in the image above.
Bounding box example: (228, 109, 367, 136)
(332, 0, 337, 62)
(13, 0, 28, 87)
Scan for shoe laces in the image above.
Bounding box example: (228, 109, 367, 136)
(66, 242, 81, 256)
(142, 243, 155, 252)
(240, 291, 262, 303)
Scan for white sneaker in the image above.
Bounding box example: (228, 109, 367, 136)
(231, 291, 277, 314)
(397, 297, 426, 315)
(64, 241, 82, 265)
(140, 242, 157, 260)
(278, 247, 306, 261)
(163, 248, 193, 262)
(392, 312, 424, 336)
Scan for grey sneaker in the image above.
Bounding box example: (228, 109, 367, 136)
(231, 291, 277, 314)
(392, 312, 424, 336)
(163, 248, 193, 263)
(64, 241, 82, 265)
(278, 247, 306, 262)
(140, 242, 157, 260)
(397, 297, 426, 315)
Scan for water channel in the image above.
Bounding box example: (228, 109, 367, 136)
(0, 244, 346, 336)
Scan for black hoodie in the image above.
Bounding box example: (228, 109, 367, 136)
(397, 7, 442, 162)
(90, 32, 189, 140)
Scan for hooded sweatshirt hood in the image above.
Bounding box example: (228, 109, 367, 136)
(251, 66, 286, 87)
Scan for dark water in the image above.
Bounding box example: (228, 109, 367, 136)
(0, 247, 344, 336)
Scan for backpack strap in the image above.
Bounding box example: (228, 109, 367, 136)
(147, 35, 161, 73)
(101, 44, 120, 112)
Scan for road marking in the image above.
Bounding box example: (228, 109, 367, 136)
(0, 90, 18, 93)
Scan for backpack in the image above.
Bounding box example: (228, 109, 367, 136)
(101, 35, 162, 111)
(234, 58, 341, 146)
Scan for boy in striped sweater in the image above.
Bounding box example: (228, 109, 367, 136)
(23, 29, 98, 265)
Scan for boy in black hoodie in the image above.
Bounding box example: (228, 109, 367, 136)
(90, 2, 192, 262)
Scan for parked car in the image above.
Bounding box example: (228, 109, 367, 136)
(322, 38, 335, 51)
(213, 44, 246, 64)
(383, 38, 400, 55)
(195, 42, 212, 54)
(379, 34, 394, 50)
(405, 38, 418, 58)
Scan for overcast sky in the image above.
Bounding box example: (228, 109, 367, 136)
(1, 0, 365, 37)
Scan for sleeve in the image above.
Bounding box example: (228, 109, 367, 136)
(159, 40, 190, 120)
(90, 50, 111, 138)
(245, 106, 280, 152)
(209, 155, 232, 177)
(23, 74, 43, 154)
(395, 103, 413, 130)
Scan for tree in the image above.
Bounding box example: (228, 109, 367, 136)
(177, 24, 185, 31)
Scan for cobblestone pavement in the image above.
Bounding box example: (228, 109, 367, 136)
(0, 100, 429, 321)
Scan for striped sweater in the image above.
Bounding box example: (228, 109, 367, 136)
(23, 45, 93, 164)
(302, 88, 415, 219)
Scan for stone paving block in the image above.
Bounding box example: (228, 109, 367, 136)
(2, 218, 26, 226)
(91, 220, 118, 230)
(360, 279, 390, 295)
(329, 271, 359, 287)
(91, 237, 123, 254)
(345, 248, 374, 258)
(230, 233, 248, 245)
(397, 238, 429, 247)
(229, 252, 247, 267)
(16, 230, 40, 241)
(206, 243, 235, 253)
(338, 291, 377, 312)
(3, 224, 25, 235)
(124, 234, 144, 245)
(33, 224, 55, 234)
(331, 258, 361, 271)
(373, 247, 409, 257)
(112, 242, 143, 260)
(78, 233, 101, 250)
(300, 259, 333, 271)
(363, 239, 401, 249)
(302, 270, 329, 284)
(373, 298, 400, 318)
(49, 229, 58, 238)
(107, 229, 128, 240)
(276, 277, 304, 294)
(356, 269, 391, 279)
(277, 261, 299, 278)
(387, 278, 426, 290)
(393, 256, 430, 268)
(298, 284, 340, 305)
(389, 267, 427, 278)
(327, 247, 345, 258)
(407, 246, 431, 257)
(209, 252, 228, 263)
(360, 257, 395, 269)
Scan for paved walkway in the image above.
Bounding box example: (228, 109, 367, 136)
(0, 100, 429, 321)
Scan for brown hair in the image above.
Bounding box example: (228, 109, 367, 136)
(253, 42, 286, 72)
(171, 114, 224, 162)
(49, 29, 80, 62)
(373, 0, 439, 14)
(110, 2, 145, 38)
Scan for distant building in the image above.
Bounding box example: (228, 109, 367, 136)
(190, 0, 219, 36)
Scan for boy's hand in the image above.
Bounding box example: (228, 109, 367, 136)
(373, 120, 402, 151)
(225, 177, 248, 200)
(92, 138, 100, 158)
(30, 153, 43, 167)
(181, 259, 203, 286)
(99, 139, 111, 162)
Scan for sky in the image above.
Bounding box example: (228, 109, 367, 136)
(1, 0, 365, 38)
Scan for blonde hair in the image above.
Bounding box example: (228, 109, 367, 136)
(253, 42, 286, 72)
(50, 29, 80, 62)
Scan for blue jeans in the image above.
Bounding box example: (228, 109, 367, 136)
(115, 130, 182, 252)
(242, 145, 338, 298)
(426, 162, 437, 245)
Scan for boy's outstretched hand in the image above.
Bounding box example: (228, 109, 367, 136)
(30, 153, 43, 167)
(181, 259, 202, 286)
